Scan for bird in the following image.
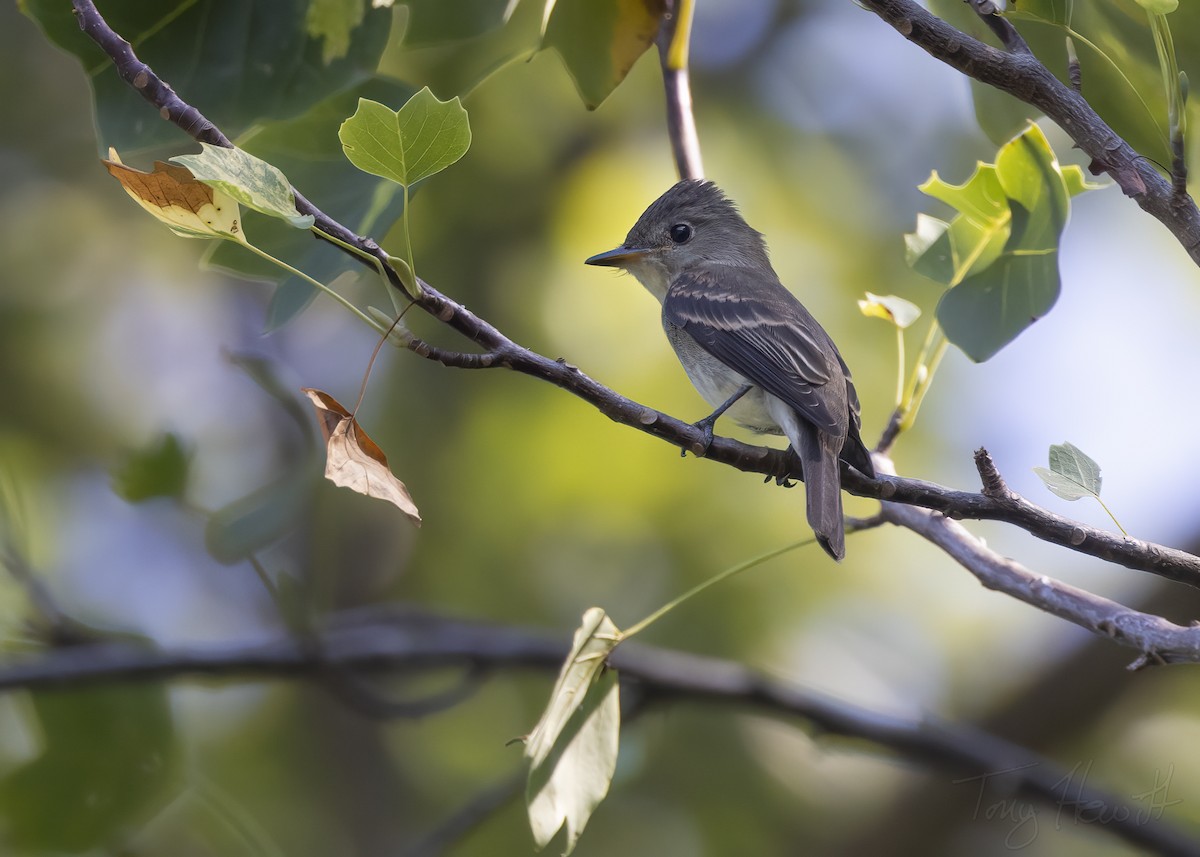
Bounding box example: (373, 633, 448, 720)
(585, 179, 874, 560)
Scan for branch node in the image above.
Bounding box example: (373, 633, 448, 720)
(1069, 526, 1086, 546)
(973, 447, 1010, 498)
(638, 408, 659, 426)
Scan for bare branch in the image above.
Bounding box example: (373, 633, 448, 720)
(856, 0, 1200, 264)
(881, 500, 1200, 665)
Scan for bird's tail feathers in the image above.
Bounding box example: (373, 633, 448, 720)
(797, 430, 845, 561)
(841, 432, 876, 479)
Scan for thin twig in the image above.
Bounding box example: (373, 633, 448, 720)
(656, 0, 704, 181)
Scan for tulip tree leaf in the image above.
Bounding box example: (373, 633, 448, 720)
(908, 124, 1100, 362)
(525, 607, 621, 856)
(171, 144, 314, 229)
(204, 78, 414, 330)
(541, 0, 665, 109)
(339, 87, 472, 188)
(1034, 441, 1103, 502)
(20, 0, 392, 158)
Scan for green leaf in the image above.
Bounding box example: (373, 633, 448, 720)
(1034, 441, 1103, 502)
(0, 683, 177, 853)
(305, 0, 367, 63)
(339, 87, 472, 187)
(525, 607, 621, 855)
(904, 214, 955, 285)
(205, 471, 311, 564)
(111, 433, 191, 502)
(917, 164, 1011, 284)
(924, 124, 1096, 362)
(171, 144, 314, 229)
(1136, 0, 1179, 14)
(401, 0, 517, 46)
(542, 0, 665, 109)
(204, 78, 414, 330)
(858, 293, 921, 329)
(20, 0, 392, 159)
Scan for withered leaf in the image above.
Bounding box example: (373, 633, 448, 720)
(301, 388, 421, 525)
(103, 148, 243, 241)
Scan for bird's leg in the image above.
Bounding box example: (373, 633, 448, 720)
(683, 384, 752, 458)
(764, 446, 801, 488)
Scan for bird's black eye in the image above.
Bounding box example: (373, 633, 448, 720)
(669, 223, 693, 244)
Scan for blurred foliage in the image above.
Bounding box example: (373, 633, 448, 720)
(3, 1, 1200, 856)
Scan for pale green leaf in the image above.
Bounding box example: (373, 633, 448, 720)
(526, 607, 621, 855)
(171, 144, 314, 229)
(917, 163, 1010, 283)
(306, 0, 367, 63)
(904, 213, 955, 285)
(1061, 164, 1105, 197)
(339, 88, 472, 187)
(1136, 0, 1178, 14)
(858, 293, 921, 329)
(1033, 441, 1103, 501)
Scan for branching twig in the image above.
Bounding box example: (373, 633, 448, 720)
(881, 501, 1200, 666)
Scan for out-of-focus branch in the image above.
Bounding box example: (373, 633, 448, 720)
(0, 609, 1195, 855)
(856, 0, 1200, 263)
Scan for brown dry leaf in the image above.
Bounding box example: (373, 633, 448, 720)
(301, 388, 421, 525)
(103, 148, 244, 241)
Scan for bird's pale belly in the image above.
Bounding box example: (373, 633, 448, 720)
(666, 324, 784, 435)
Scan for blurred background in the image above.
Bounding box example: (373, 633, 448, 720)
(3, 0, 1200, 854)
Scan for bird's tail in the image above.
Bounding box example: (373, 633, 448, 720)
(798, 430, 845, 561)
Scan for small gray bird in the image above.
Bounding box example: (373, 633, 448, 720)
(586, 180, 874, 560)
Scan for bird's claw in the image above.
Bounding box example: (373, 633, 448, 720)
(681, 416, 717, 458)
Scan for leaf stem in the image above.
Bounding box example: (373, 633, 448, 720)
(1095, 496, 1129, 538)
(621, 538, 812, 639)
(238, 240, 385, 333)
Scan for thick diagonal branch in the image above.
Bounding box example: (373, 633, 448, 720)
(856, 0, 1200, 262)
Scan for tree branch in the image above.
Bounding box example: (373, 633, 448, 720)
(656, 0, 705, 180)
(856, 0, 1200, 263)
(2, 610, 1195, 855)
(68, 2, 1200, 651)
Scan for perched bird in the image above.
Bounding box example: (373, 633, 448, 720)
(585, 180, 874, 560)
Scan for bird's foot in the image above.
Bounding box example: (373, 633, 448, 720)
(681, 415, 718, 458)
(764, 447, 801, 488)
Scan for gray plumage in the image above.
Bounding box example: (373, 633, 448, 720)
(586, 180, 874, 560)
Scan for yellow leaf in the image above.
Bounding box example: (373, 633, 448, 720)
(302, 388, 421, 525)
(102, 148, 244, 241)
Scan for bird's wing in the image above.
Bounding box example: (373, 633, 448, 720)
(663, 266, 846, 436)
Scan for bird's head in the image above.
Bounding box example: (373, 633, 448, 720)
(585, 180, 770, 301)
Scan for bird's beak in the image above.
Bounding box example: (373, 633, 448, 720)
(584, 245, 653, 268)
